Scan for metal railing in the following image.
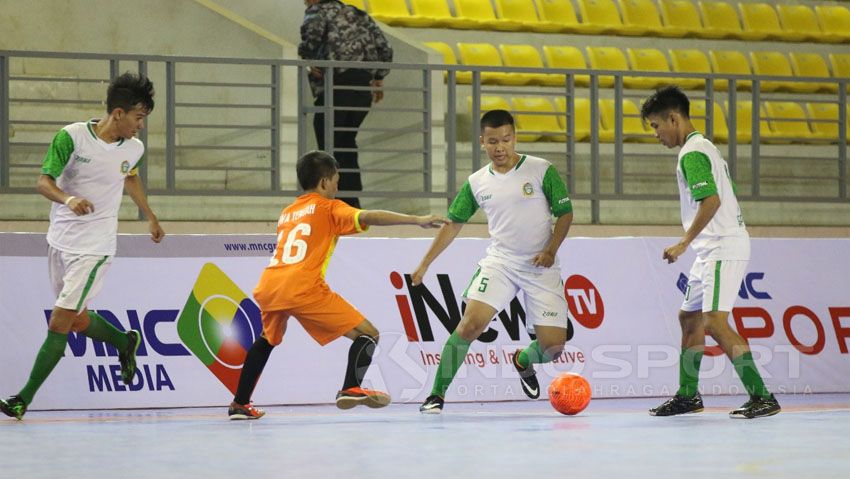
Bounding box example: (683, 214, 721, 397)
(0, 50, 847, 223)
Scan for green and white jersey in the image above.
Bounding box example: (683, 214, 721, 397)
(677, 131, 749, 260)
(41, 120, 144, 256)
(449, 154, 573, 270)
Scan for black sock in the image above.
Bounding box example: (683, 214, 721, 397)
(233, 336, 274, 405)
(342, 335, 376, 390)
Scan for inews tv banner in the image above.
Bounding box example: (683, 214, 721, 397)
(0, 233, 848, 410)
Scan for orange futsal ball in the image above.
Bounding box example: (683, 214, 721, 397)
(548, 372, 591, 415)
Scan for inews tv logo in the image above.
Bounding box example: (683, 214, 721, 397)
(176, 263, 262, 394)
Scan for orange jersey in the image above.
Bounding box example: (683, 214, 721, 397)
(253, 193, 367, 310)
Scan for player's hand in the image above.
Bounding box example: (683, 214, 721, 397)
(67, 197, 94, 216)
(411, 265, 428, 286)
(371, 79, 384, 103)
(532, 251, 556, 268)
(663, 242, 688, 264)
(309, 67, 323, 80)
(416, 215, 450, 229)
(149, 219, 165, 243)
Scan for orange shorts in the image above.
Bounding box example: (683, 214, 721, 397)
(261, 290, 365, 346)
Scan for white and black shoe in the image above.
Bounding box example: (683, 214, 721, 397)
(512, 350, 540, 399)
(419, 395, 444, 414)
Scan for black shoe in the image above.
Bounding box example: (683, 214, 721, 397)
(512, 350, 540, 399)
(118, 330, 141, 385)
(729, 394, 781, 419)
(0, 395, 27, 420)
(419, 395, 444, 414)
(649, 393, 704, 416)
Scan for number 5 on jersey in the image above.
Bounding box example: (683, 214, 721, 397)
(269, 223, 312, 266)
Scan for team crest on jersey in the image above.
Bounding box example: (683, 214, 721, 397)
(522, 182, 534, 196)
(120, 161, 130, 174)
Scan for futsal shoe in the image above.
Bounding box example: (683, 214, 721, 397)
(649, 392, 704, 416)
(118, 330, 142, 385)
(0, 395, 27, 420)
(512, 350, 541, 399)
(419, 395, 444, 414)
(729, 394, 781, 419)
(335, 387, 391, 410)
(228, 401, 265, 420)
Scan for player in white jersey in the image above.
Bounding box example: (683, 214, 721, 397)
(412, 110, 574, 413)
(0, 73, 165, 420)
(641, 86, 779, 419)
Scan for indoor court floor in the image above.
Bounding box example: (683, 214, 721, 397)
(2, 393, 848, 479)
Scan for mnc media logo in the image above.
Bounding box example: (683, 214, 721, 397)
(176, 263, 262, 394)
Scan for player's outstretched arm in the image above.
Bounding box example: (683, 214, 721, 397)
(358, 210, 449, 228)
(124, 175, 165, 243)
(411, 222, 463, 286)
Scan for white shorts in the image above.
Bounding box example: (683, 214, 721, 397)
(48, 246, 112, 313)
(463, 257, 570, 333)
(681, 258, 748, 313)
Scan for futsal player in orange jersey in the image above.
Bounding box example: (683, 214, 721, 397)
(227, 150, 449, 419)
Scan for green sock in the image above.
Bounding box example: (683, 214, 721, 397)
(517, 340, 552, 369)
(83, 312, 129, 351)
(732, 351, 771, 398)
(19, 331, 68, 405)
(676, 348, 703, 397)
(430, 332, 471, 397)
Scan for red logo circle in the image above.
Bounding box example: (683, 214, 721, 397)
(564, 275, 604, 329)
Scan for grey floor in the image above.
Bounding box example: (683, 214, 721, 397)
(2, 394, 849, 479)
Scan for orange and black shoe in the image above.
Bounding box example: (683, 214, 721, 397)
(228, 401, 265, 420)
(335, 387, 391, 410)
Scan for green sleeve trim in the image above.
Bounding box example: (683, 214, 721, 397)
(41, 129, 75, 178)
(448, 181, 479, 223)
(542, 165, 573, 216)
(680, 151, 717, 201)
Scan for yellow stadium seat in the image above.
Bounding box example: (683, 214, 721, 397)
(806, 103, 849, 142)
(499, 44, 562, 86)
(699, 1, 764, 40)
(586, 46, 628, 88)
(709, 50, 752, 91)
(457, 42, 526, 85)
(341, 0, 365, 10)
(739, 3, 801, 42)
(555, 97, 613, 142)
(658, 0, 704, 38)
(829, 54, 850, 93)
(619, 0, 673, 36)
(776, 5, 834, 43)
(668, 49, 710, 90)
(423, 42, 456, 83)
(750, 51, 820, 94)
(725, 101, 772, 144)
(543, 46, 590, 87)
(368, 0, 434, 27)
(763, 101, 813, 143)
(455, 0, 521, 31)
(512, 97, 565, 142)
(789, 53, 837, 94)
(815, 5, 850, 43)
(473, 95, 513, 114)
(626, 48, 677, 90)
(495, 0, 563, 32)
(535, 0, 599, 34)
(600, 99, 655, 142)
(410, 0, 467, 29)
(689, 100, 729, 143)
(578, 0, 645, 36)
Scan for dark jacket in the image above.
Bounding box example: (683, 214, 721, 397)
(298, 0, 393, 96)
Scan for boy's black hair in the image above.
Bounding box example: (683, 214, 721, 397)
(480, 109, 515, 131)
(107, 72, 155, 114)
(297, 150, 339, 190)
(640, 85, 690, 121)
